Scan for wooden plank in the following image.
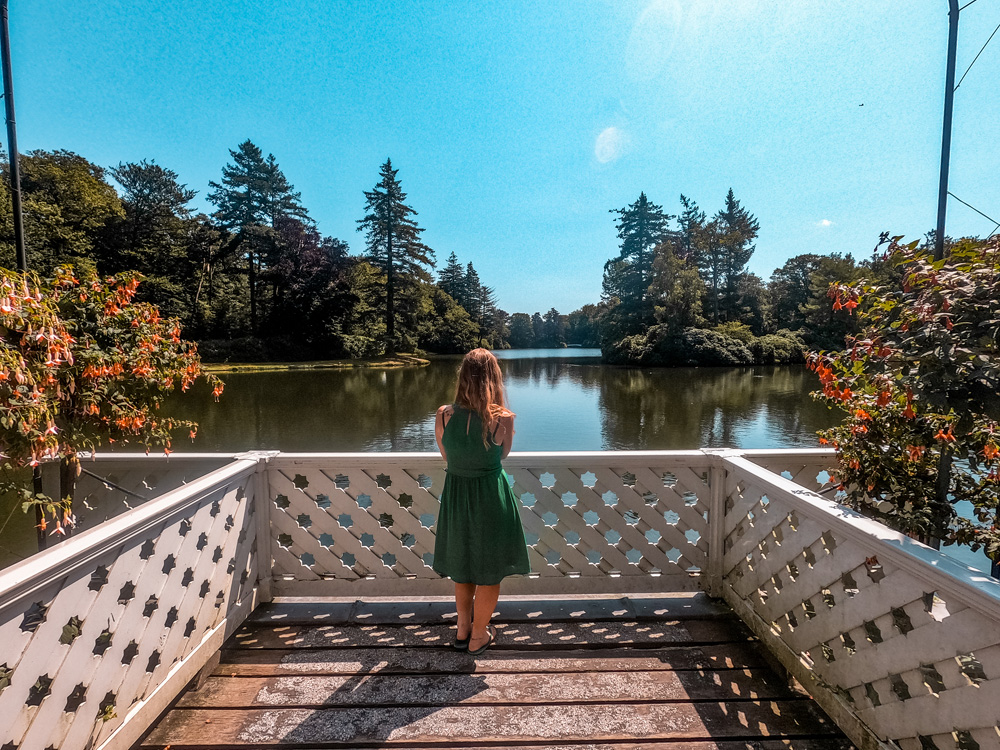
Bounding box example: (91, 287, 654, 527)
(216, 643, 771, 675)
(229, 619, 753, 650)
(179, 667, 801, 708)
(141, 700, 840, 746)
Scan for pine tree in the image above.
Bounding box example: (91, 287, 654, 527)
(676, 194, 705, 262)
(356, 159, 435, 354)
(605, 192, 672, 304)
(438, 251, 465, 303)
(714, 188, 759, 322)
(208, 140, 307, 334)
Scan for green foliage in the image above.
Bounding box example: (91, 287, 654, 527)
(0, 266, 220, 533)
(810, 235, 1000, 564)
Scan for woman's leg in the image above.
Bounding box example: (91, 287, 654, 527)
(454, 582, 475, 640)
(469, 583, 501, 650)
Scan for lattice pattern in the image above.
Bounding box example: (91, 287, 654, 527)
(721, 456, 1000, 750)
(744, 450, 837, 494)
(0, 460, 258, 750)
(266, 455, 712, 593)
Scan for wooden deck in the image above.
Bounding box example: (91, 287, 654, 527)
(137, 595, 852, 749)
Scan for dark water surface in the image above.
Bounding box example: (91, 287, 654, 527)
(168, 350, 839, 453)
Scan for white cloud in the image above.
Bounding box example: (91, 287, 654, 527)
(816, 219, 834, 227)
(595, 127, 627, 163)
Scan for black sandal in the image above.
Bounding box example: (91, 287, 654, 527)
(468, 625, 496, 656)
(452, 635, 470, 651)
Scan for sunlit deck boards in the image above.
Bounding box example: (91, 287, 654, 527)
(138, 595, 850, 749)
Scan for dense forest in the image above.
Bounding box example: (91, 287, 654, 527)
(0, 142, 931, 364)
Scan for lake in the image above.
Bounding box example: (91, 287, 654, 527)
(167, 349, 839, 452)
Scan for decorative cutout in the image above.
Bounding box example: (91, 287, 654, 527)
(400, 533, 415, 547)
(199, 580, 211, 598)
(227, 558, 236, 574)
(225, 514, 234, 531)
(210, 500, 221, 517)
(421, 552, 433, 567)
(382, 553, 396, 567)
(162, 554, 176, 574)
(60, 615, 84, 645)
(842, 572, 859, 597)
(956, 653, 988, 685)
(0, 664, 12, 692)
(315, 493, 331, 509)
(318, 533, 335, 547)
(821, 531, 837, 553)
(539, 472, 556, 488)
(841, 632, 856, 654)
(663, 510, 680, 525)
(93, 629, 113, 655)
(541, 511, 559, 527)
(139, 538, 156, 560)
(416, 474, 432, 489)
(624, 509, 640, 525)
(890, 674, 911, 701)
(146, 650, 161, 673)
(821, 588, 836, 608)
(863, 620, 883, 644)
(891, 606, 914, 635)
(184, 618, 196, 638)
(685, 528, 701, 545)
(337, 514, 353, 529)
(682, 491, 698, 506)
(620, 472, 636, 487)
(375, 473, 391, 489)
(662, 472, 677, 487)
(865, 555, 885, 583)
(357, 494, 372, 509)
(274, 494, 290, 509)
(27, 674, 53, 706)
(21, 601, 49, 632)
(181, 568, 195, 586)
(164, 607, 178, 629)
(564, 531, 581, 545)
(341, 553, 357, 567)
(118, 581, 136, 604)
(397, 493, 413, 508)
(625, 548, 642, 565)
(864, 682, 881, 707)
(580, 471, 597, 487)
(920, 663, 946, 695)
(561, 491, 578, 507)
(334, 474, 350, 490)
(582, 510, 600, 525)
(820, 643, 835, 662)
(419, 513, 435, 528)
(293, 474, 309, 490)
(378, 513, 394, 527)
(296, 513, 312, 529)
(953, 731, 980, 750)
(65, 683, 87, 712)
(520, 492, 536, 507)
(196, 532, 208, 550)
(605, 529, 622, 544)
(121, 640, 139, 665)
(544, 549, 561, 565)
(602, 491, 618, 506)
(524, 532, 540, 546)
(213, 546, 223, 563)
(99, 691, 116, 718)
(585, 549, 602, 564)
(360, 533, 375, 548)
(641, 490, 657, 504)
(179, 518, 192, 535)
(918, 737, 938, 750)
(90, 565, 110, 590)
(214, 591, 225, 608)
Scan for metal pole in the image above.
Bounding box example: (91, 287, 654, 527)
(934, 0, 960, 261)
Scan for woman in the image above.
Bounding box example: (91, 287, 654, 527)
(433, 348, 530, 655)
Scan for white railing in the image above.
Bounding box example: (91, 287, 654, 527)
(1, 448, 998, 750)
(0, 454, 261, 750)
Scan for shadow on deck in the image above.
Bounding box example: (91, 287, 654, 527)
(138, 595, 851, 749)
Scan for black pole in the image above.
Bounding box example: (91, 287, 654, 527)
(934, 0, 960, 261)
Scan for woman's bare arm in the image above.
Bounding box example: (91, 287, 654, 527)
(435, 404, 452, 461)
(497, 414, 515, 460)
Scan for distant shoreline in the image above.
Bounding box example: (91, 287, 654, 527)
(203, 354, 430, 374)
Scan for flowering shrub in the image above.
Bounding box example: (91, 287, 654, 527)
(808, 235, 1000, 570)
(0, 267, 222, 536)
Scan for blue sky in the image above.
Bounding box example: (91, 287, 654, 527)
(11, 1, 1000, 314)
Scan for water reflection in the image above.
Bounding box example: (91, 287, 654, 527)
(168, 357, 838, 453)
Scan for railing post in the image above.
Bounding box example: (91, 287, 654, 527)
(702, 449, 740, 598)
(238, 451, 278, 603)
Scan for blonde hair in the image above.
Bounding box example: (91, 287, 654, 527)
(454, 348, 514, 447)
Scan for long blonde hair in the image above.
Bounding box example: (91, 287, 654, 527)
(454, 348, 514, 447)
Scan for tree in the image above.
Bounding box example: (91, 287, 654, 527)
(769, 253, 823, 333)
(676, 194, 705, 262)
(604, 193, 671, 309)
(543, 308, 567, 348)
(531, 312, 545, 346)
(700, 189, 758, 323)
(356, 159, 435, 353)
(208, 140, 307, 334)
(648, 242, 703, 333)
(509, 313, 535, 348)
(800, 253, 862, 350)
(0, 267, 222, 542)
(809, 235, 1000, 576)
(566, 304, 605, 347)
(438, 251, 465, 303)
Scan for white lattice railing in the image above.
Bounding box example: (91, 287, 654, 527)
(0, 455, 261, 750)
(720, 454, 1000, 750)
(2, 448, 998, 750)
(265, 451, 714, 597)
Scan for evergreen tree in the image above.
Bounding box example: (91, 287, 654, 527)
(648, 242, 704, 333)
(604, 192, 672, 306)
(769, 253, 823, 333)
(438, 251, 465, 302)
(356, 159, 435, 354)
(714, 188, 759, 321)
(543, 308, 566, 347)
(677, 194, 705, 262)
(531, 312, 545, 346)
(509, 313, 535, 348)
(208, 140, 307, 334)
(464, 262, 482, 319)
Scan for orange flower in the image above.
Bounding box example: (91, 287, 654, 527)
(848, 458, 860, 470)
(907, 445, 925, 461)
(934, 426, 956, 443)
(854, 409, 871, 421)
(983, 443, 999, 461)
(818, 437, 829, 445)
(876, 390, 891, 407)
(903, 403, 916, 419)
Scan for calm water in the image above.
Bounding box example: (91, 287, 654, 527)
(167, 350, 840, 452)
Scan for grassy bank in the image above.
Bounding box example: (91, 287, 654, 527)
(202, 354, 430, 374)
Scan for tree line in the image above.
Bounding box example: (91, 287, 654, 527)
(0, 144, 536, 360)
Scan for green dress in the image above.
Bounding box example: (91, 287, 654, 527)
(433, 405, 531, 585)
